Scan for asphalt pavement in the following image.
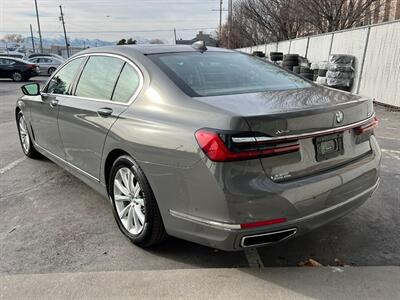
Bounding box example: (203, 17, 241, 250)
(0, 77, 399, 298)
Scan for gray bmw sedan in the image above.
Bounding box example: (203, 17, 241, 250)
(16, 44, 381, 250)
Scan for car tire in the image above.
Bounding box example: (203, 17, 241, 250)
(283, 54, 299, 61)
(293, 66, 301, 73)
(16, 111, 41, 158)
(48, 67, 56, 75)
(282, 60, 298, 67)
(318, 69, 328, 76)
(109, 155, 167, 247)
(11, 71, 23, 82)
(300, 66, 311, 73)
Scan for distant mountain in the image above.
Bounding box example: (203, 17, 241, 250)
(23, 36, 114, 48)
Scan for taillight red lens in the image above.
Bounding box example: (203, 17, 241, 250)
(27, 64, 36, 69)
(195, 129, 299, 162)
(240, 218, 287, 229)
(354, 117, 378, 135)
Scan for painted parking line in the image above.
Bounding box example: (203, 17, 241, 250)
(0, 157, 26, 175)
(377, 136, 400, 141)
(381, 148, 400, 160)
(244, 248, 264, 268)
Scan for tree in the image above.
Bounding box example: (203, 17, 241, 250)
(297, 0, 382, 33)
(222, 0, 382, 47)
(117, 38, 126, 45)
(149, 38, 164, 44)
(1, 34, 25, 44)
(219, 2, 271, 49)
(126, 38, 137, 44)
(240, 0, 304, 41)
(117, 38, 136, 45)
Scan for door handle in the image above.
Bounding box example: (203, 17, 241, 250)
(50, 99, 58, 107)
(97, 107, 113, 117)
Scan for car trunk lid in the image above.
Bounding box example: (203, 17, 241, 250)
(194, 86, 375, 181)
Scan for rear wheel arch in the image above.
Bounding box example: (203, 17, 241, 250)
(104, 149, 131, 193)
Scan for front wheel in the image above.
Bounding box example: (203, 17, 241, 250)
(109, 155, 166, 247)
(48, 67, 56, 75)
(17, 111, 41, 158)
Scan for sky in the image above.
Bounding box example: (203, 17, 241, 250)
(0, 0, 229, 43)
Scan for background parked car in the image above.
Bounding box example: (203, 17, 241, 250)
(0, 52, 25, 59)
(28, 56, 64, 75)
(26, 53, 65, 61)
(0, 57, 40, 82)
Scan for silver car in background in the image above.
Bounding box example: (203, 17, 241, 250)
(28, 56, 64, 75)
(16, 44, 381, 251)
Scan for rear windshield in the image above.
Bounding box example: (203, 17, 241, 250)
(149, 52, 312, 97)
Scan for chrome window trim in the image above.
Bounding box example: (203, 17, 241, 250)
(231, 114, 375, 143)
(34, 142, 99, 182)
(43, 52, 145, 106)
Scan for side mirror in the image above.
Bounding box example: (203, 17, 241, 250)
(21, 83, 40, 96)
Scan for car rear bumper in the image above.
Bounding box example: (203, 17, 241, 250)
(160, 136, 381, 251)
(167, 177, 379, 251)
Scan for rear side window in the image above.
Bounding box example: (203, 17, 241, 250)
(111, 63, 141, 103)
(75, 56, 124, 100)
(150, 52, 312, 97)
(47, 57, 85, 95)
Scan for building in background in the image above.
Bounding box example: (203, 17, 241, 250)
(176, 31, 218, 47)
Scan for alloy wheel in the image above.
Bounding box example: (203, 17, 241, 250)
(12, 72, 22, 82)
(113, 167, 146, 235)
(18, 116, 30, 153)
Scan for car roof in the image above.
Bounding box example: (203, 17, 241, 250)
(0, 56, 30, 63)
(29, 56, 57, 59)
(80, 44, 234, 55)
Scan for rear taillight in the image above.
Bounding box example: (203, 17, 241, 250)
(195, 129, 300, 162)
(240, 218, 287, 229)
(354, 117, 378, 135)
(27, 64, 36, 69)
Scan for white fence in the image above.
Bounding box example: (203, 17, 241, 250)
(238, 20, 400, 108)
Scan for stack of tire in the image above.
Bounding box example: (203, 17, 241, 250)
(326, 54, 355, 91)
(299, 66, 314, 80)
(269, 52, 283, 62)
(282, 54, 299, 71)
(252, 51, 265, 58)
(315, 61, 328, 85)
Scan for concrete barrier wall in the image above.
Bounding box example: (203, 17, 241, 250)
(237, 20, 400, 107)
(288, 38, 308, 57)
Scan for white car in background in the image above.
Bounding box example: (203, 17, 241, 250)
(28, 56, 64, 75)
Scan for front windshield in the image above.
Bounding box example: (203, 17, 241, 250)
(149, 51, 312, 97)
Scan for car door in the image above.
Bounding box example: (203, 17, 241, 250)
(57, 54, 143, 179)
(0, 58, 15, 78)
(39, 57, 52, 74)
(29, 56, 86, 158)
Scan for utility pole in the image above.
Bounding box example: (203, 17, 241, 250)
(34, 0, 43, 53)
(173, 28, 177, 45)
(228, 0, 233, 48)
(30, 24, 36, 52)
(59, 5, 70, 58)
(219, 0, 223, 39)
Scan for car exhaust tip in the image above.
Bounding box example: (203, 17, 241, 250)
(241, 228, 297, 248)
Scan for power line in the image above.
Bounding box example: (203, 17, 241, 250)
(0, 27, 217, 34)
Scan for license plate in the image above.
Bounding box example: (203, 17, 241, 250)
(314, 133, 344, 162)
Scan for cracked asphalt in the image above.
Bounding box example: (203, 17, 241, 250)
(0, 77, 399, 275)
